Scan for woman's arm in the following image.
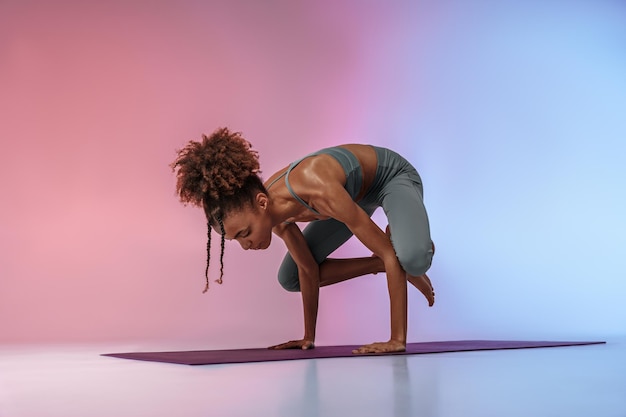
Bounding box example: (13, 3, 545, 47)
(269, 222, 320, 349)
(313, 184, 408, 353)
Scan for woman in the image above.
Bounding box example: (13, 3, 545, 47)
(171, 127, 434, 354)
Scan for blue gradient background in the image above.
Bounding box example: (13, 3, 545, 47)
(1, 0, 624, 346)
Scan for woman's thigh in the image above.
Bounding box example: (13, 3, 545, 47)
(381, 176, 433, 276)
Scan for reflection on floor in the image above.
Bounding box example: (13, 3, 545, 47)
(1, 339, 624, 417)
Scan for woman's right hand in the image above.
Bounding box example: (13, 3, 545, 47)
(268, 339, 315, 350)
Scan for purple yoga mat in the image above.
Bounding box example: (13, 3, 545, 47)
(102, 340, 604, 366)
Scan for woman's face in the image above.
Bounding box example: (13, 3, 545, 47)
(218, 196, 273, 250)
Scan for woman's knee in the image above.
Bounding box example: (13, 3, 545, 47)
(395, 242, 433, 276)
(277, 257, 301, 292)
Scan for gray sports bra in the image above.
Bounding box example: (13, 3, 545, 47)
(265, 146, 364, 215)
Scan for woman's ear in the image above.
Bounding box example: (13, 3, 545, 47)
(256, 192, 269, 210)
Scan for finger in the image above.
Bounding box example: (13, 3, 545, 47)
(275, 341, 304, 350)
(268, 342, 291, 350)
(352, 343, 385, 354)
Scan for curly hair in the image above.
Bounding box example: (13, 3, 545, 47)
(171, 127, 267, 292)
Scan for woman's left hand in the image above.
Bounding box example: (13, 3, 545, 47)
(352, 340, 406, 354)
(268, 339, 315, 350)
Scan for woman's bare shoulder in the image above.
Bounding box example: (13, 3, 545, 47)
(264, 165, 290, 190)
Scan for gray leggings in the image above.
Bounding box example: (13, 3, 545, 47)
(277, 162, 433, 292)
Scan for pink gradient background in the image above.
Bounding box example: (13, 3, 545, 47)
(2, 1, 625, 347)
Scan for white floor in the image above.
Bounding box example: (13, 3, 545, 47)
(1, 339, 625, 417)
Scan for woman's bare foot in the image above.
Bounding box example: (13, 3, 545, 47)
(407, 273, 435, 306)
